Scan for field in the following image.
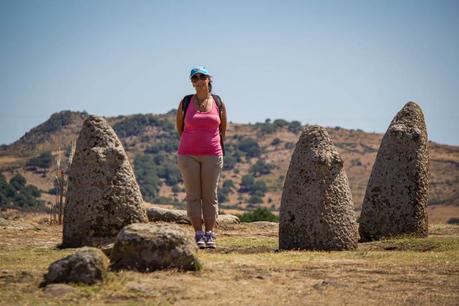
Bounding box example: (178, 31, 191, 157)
(0, 214, 458, 306)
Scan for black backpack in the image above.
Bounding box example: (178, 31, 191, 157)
(181, 94, 225, 155)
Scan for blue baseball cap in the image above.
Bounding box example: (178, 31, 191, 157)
(190, 66, 210, 78)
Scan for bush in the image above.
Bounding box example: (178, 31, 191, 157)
(26, 151, 54, 169)
(239, 175, 255, 193)
(273, 119, 288, 128)
(288, 120, 302, 134)
(238, 207, 279, 222)
(238, 138, 261, 158)
(223, 155, 237, 170)
(10, 174, 26, 191)
(250, 159, 274, 177)
(271, 138, 281, 146)
(248, 194, 263, 204)
(133, 154, 161, 201)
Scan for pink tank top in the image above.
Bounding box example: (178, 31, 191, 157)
(178, 97, 223, 156)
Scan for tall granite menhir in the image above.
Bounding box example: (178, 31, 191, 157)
(279, 126, 358, 250)
(359, 102, 429, 241)
(62, 116, 148, 247)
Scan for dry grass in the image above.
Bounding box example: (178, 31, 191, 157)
(0, 218, 458, 306)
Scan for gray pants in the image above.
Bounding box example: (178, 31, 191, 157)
(177, 155, 223, 221)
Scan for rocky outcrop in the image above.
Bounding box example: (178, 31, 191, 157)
(359, 102, 429, 241)
(110, 223, 201, 272)
(62, 116, 148, 247)
(279, 126, 358, 250)
(44, 247, 109, 285)
(146, 207, 240, 225)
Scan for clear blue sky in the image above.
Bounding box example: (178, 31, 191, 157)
(1, 0, 458, 145)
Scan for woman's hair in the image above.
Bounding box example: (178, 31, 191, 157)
(208, 78, 213, 93)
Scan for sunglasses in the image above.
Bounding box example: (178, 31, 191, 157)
(191, 74, 208, 82)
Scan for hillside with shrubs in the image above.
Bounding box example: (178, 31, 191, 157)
(0, 110, 458, 223)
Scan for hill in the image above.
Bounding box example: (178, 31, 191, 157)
(0, 110, 458, 222)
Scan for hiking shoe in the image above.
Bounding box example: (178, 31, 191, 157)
(195, 231, 206, 249)
(205, 231, 216, 249)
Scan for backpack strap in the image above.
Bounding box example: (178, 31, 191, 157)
(211, 94, 225, 156)
(181, 94, 194, 131)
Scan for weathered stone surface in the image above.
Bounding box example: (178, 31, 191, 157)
(110, 223, 201, 272)
(42, 284, 76, 296)
(0, 217, 36, 230)
(62, 116, 148, 247)
(279, 125, 358, 250)
(146, 206, 240, 225)
(217, 214, 240, 224)
(44, 247, 109, 285)
(146, 207, 190, 224)
(359, 102, 429, 241)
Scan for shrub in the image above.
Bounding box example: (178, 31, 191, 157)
(238, 138, 261, 158)
(271, 138, 281, 146)
(288, 120, 302, 134)
(248, 194, 263, 204)
(239, 175, 255, 193)
(223, 155, 237, 170)
(273, 119, 288, 128)
(250, 159, 274, 177)
(26, 151, 54, 169)
(10, 174, 27, 191)
(238, 207, 279, 222)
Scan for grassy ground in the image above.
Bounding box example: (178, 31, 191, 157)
(0, 220, 458, 306)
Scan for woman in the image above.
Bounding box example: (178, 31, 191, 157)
(176, 66, 227, 249)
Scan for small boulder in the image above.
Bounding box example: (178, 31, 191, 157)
(146, 207, 190, 224)
(279, 125, 358, 250)
(359, 102, 429, 241)
(44, 247, 109, 285)
(217, 214, 240, 224)
(110, 223, 201, 272)
(146, 206, 240, 225)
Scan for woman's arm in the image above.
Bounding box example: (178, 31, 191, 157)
(176, 99, 184, 137)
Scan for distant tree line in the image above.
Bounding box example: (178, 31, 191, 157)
(254, 118, 303, 136)
(113, 114, 175, 138)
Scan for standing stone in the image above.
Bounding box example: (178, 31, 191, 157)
(359, 102, 429, 241)
(279, 126, 358, 250)
(62, 116, 148, 247)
